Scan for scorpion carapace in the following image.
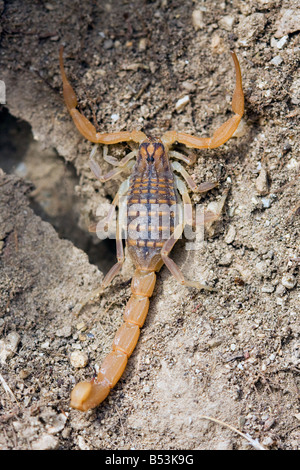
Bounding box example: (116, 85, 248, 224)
(59, 47, 244, 411)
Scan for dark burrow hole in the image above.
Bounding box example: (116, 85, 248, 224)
(0, 107, 116, 273)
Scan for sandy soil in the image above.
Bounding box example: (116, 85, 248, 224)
(0, 0, 299, 450)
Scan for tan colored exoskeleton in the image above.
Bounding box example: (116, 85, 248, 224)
(59, 47, 244, 411)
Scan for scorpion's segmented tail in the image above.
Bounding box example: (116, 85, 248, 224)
(70, 270, 156, 411)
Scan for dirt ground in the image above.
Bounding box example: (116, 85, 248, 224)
(0, 0, 299, 451)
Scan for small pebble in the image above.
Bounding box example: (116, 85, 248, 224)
(281, 274, 297, 290)
(15, 162, 28, 178)
(275, 284, 286, 296)
(255, 168, 269, 195)
(78, 435, 91, 450)
(111, 113, 119, 122)
(0, 332, 20, 364)
(218, 253, 233, 266)
(275, 8, 300, 38)
(55, 325, 72, 338)
(271, 35, 288, 49)
(76, 322, 87, 332)
(261, 197, 271, 208)
(262, 436, 274, 447)
(224, 225, 236, 244)
(181, 81, 196, 92)
(46, 413, 68, 435)
(175, 95, 190, 113)
(103, 39, 114, 50)
(233, 119, 247, 138)
(262, 285, 275, 293)
(290, 78, 300, 105)
(31, 434, 59, 450)
(19, 369, 31, 379)
(211, 33, 223, 52)
(255, 261, 268, 275)
(270, 55, 283, 66)
(207, 338, 223, 349)
(192, 10, 204, 30)
(70, 350, 89, 368)
(138, 38, 148, 51)
(219, 15, 235, 31)
(45, 2, 55, 10)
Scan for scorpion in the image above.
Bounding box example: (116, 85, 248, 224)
(59, 47, 244, 411)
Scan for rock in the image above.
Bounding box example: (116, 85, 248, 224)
(218, 253, 233, 266)
(0, 332, 20, 364)
(255, 168, 269, 195)
(233, 119, 247, 138)
(261, 284, 275, 293)
(138, 38, 148, 51)
(181, 81, 196, 93)
(211, 33, 225, 54)
(103, 39, 114, 50)
(224, 225, 236, 244)
(46, 413, 68, 435)
(31, 434, 59, 450)
(175, 95, 190, 113)
(237, 13, 266, 47)
(290, 78, 300, 105)
(70, 350, 89, 368)
(271, 35, 289, 49)
(261, 197, 271, 209)
(255, 261, 268, 277)
(275, 284, 286, 296)
(219, 15, 235, 31)
(281, 274, 297, 290)
(78, 435, 91, 450)
(111, 113, 119, 122)
(55, 325, 72, 338)
(275, 9, 300, 38)
(270, 55, 283, 66)
(192, 10, 204, 30)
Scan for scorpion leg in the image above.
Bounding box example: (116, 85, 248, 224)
(161, 223, 216, 292)
(90, 145, 138, 170)
(103, 146, 138, 167)
(73, 180, 130, 315)
(174, 175, 220, 231)
(171, 161, 219, 193)
(72, 230, 124, 316)
(89, 157, 135, 183)
(162, 52, 244, 150)
(169, 150, 196, 166)
(174, 176, 193, 227)
(171, 161, 198, 192)
(89, 144, 137, 182)
(59, 47, 147, 145)
(89, 145, 137, 182)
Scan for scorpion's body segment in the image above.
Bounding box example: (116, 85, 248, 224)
(127, 141, 178, 270)
(59, 47, 244, 411)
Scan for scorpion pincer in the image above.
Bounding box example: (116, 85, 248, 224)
(59, 47, 244, 411)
